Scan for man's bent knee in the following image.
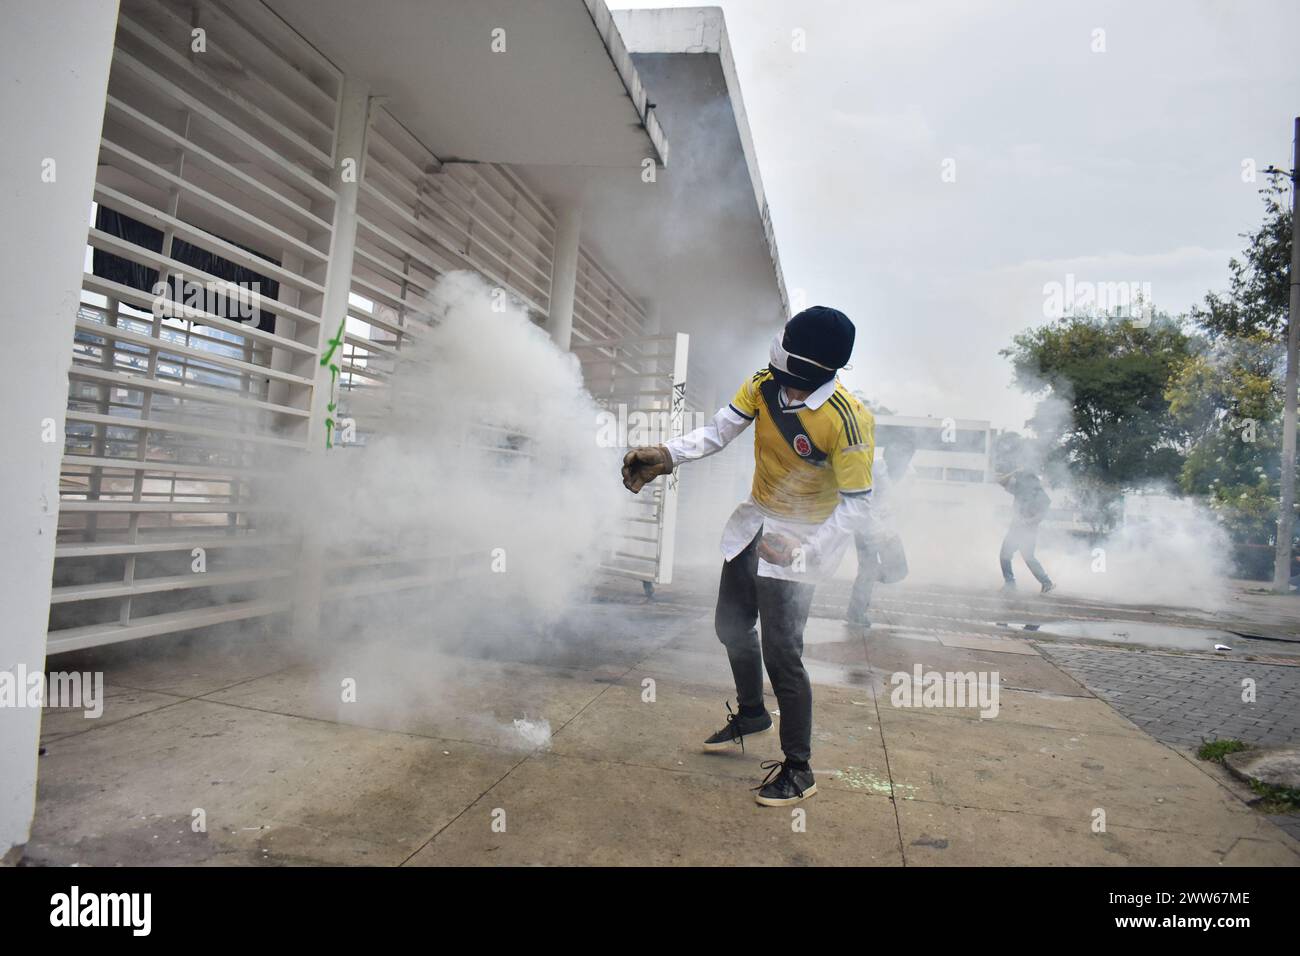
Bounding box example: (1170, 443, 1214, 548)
(715, 613, 757, 649)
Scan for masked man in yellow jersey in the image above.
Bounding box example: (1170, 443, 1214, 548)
(622, 306, 874, 806)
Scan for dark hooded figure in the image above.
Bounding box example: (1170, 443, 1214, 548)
(996, 468, 1054, 593)
(846, 433, 915, 626)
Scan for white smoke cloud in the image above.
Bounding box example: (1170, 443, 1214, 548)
(275, 270, 624, 655)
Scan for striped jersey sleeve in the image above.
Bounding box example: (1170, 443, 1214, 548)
(728, 369, 768, 421)
(826, 391, 874, 495)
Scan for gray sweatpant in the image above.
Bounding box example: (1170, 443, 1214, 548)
(1000, 518, 1052, 586)
(713, 532, 816, 764)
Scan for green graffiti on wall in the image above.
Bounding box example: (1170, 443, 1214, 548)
(319, 315, 346, 449)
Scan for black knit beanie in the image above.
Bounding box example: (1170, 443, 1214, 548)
(768, 306, 855, 390)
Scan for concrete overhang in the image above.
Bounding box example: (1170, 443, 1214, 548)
(516, 7, 789, 405)
(260, 0, 667, 167)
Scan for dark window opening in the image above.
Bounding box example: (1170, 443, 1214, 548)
(92, 206, 281, 333)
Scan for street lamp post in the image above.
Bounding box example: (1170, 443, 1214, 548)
(1269, 118, 1300, 592)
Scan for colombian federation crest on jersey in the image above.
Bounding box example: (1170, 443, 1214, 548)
(793, 434, 812, 457)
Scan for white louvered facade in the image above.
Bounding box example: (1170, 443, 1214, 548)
(51, 0, 656, 653)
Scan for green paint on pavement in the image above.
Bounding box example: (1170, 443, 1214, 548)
(833, 766, 917, 799)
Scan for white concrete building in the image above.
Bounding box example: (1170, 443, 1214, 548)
(875, 414, 995, 484)
(0, 0, 785, 861)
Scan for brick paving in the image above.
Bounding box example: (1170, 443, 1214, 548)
(1036, 644, 1300, 749)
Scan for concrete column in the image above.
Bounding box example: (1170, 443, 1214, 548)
(0, 0, 120, 863)
(546, 203, 581, 351)
(309, 75, 372, 451)
(291, 74, 372, 642)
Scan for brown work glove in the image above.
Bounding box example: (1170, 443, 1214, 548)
(757, 532, 801, 567)
(622, 444, 674, 494)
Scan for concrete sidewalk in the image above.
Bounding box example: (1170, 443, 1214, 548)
(25, 585, 1300, 866)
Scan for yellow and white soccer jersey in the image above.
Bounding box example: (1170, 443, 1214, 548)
(727, 368, 874, 524)
(663, 368, 876, 579)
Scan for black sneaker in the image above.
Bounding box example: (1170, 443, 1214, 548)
(703, 701, 772, 753)
(753, 759, 817, 807)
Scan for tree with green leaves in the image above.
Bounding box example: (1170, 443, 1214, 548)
(1000, 313, 1195, 530)
(1167, 335, 1282, 554)
(1192, 183, 1292, 342)
(1168, 183, 1297, 569)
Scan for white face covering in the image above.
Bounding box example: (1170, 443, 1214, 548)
(769, 333, 836, 379)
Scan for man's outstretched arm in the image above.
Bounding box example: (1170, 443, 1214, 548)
(621, 404, 753, 493)
(665, 404, 753, 464)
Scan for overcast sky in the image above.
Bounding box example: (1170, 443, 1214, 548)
(610, 0, 1300, 431)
